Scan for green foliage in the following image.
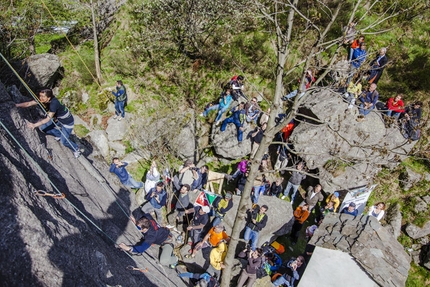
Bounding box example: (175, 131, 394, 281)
(74, 124, 90, 138)
(123, 140, 135, 154)
(406, 263, 430, 287)
(34, 33, 65, 54)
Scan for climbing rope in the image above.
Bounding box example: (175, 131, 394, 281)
(0, 119, 173, 287)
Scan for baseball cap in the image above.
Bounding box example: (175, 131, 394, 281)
(349, 202, 356, 207)
(201, 206, 210, 213)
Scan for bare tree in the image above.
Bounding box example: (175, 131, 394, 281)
(90, 0, 103, 84)
(220, 0, 426, 285)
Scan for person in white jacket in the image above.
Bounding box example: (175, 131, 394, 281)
(368, 202, 386, 221)
(144, 161, 160, 194)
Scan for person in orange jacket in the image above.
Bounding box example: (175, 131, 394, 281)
(290, 204, 310, 245)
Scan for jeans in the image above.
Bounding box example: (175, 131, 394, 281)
(212, 214, 223, 227)
(284, 90, 305, 100)
(273, 275, 292, 287)
(284, 181, 299, 202)
(115, 100, 125, 118)
(231, 169, 243, 180)
(244, 226, 259, 251)
(359, 103, 375, 116)
(251, 185, 264, 203)
(274, 154, 288, 173)
(39, 120, 61, 138)
(190, 228, 203, 244)
(204, 105, 229, 122)
(60, 124, 79, 151)
(220, 117, 243, 142)
(386, 110, 401, 118)
(123, 176, 143, 189)
(237, 269, 257, 287)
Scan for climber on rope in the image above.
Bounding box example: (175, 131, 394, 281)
(118, 213, 179, 269)
(15, 89, 81, 158)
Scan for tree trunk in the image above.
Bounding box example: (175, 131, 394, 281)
(219, 1, 298, 285)
(91, 0, 103, 84)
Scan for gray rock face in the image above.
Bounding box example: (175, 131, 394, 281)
(0, 82, 185, 287)
(406, 222, 430, 239)
(212, 123, 253, 159)
(399, 167, 423, 191)
(309, 213, 410, 287)
(291, 89, 415, 192)
(385, 203, 402, 239)
(25, 53, 62, 88)
(88, 130, 110, 157)
(414, 197, 429, 213)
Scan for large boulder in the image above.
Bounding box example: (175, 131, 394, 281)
(399, 167, 423, 191)
(291, 89, 415, 192)
(385, 203, 402, 239)
(88, 130, 110, 157)
(310, 213, 410, 287)
(405, 222, 430, 239)
(25, 53, 62, 88)
(212, 123, 253, 159)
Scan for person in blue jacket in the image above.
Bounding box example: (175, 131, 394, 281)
(142, 181, 167, 224)
(111, 80, 127, 120)
(347, 42, 367, 84)
(109, 157, 143, 189)
(357, 83, 379, 121)
(341, 202, 358, 217)
(202, 88, 233, 126)
(118, 213, 178, 268)
(220, 102, 246, 142)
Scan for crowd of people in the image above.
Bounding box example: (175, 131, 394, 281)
(14, 20, 424, 287)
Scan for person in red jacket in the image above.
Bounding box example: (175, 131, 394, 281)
(386, 94, 405, 118)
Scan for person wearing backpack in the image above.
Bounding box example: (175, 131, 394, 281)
(237, 248, 263, 287)
(111, 80, 127, 121)
(230, 75, 246, 101)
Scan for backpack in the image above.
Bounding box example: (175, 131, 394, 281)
(256, 262, 271, 279)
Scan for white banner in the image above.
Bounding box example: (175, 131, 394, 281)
(339, 184, 377, 215)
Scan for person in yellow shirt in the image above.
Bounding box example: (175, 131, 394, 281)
(325, 192, 340, 212)
(207, 242, 227, 280)
(186, 224, 230, 259)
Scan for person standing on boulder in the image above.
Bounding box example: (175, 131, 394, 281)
(118, 213, 178, 268)
(244, 204, 268, 251)
(15, 88, 81, 158)
(111, 80, 127, 121)
(109, 157, 143, 189)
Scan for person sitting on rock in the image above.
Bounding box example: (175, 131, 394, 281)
(225, 158, 249, 182)
(109, 157, 143, 189)
(400, 101, 423, 140)
(269, 178, 284, 197)
(367, 47, 388, 84)
(220, 102, 246, 143)
(300, 184, 324, 212)
(244, 204, 268, 251)
(386, 94, 405, 119)
(325, 192, 340, 212)
(184, 205, 210, 254)
(15, 88, 81, 158)
(187, 224, 230, 259)
(212, 192, 234, 227)
(357, 83, 379, 122)
(201, 87, 233, 126)
(282, 69, 315, 101)
(344, 77, 362, 112)
(251, 175, 267, 204)
(118, 213, 178, 268)
(349, 35, 365, 61)
(231, 75, 246, 101)
(341, 202, 358, 216)
(111, 80, 127, 120)
(290, 204, 310, 245)
(179, 271, 219, 287)
(245, 97, 261, 124)
(368, 202, 386, 221)
(282, 162, 306, 202)
(249, 122, 266, 159)
(144, 160, 160, 195)
(320, 201, 335, 217)
(272, 256, 306, 287)
(142, 181, 167, 224)
(236, 248, 263, 287)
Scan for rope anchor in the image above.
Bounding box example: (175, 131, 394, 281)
(126, 265, 148, 273)
(34, 190, 65, 199)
